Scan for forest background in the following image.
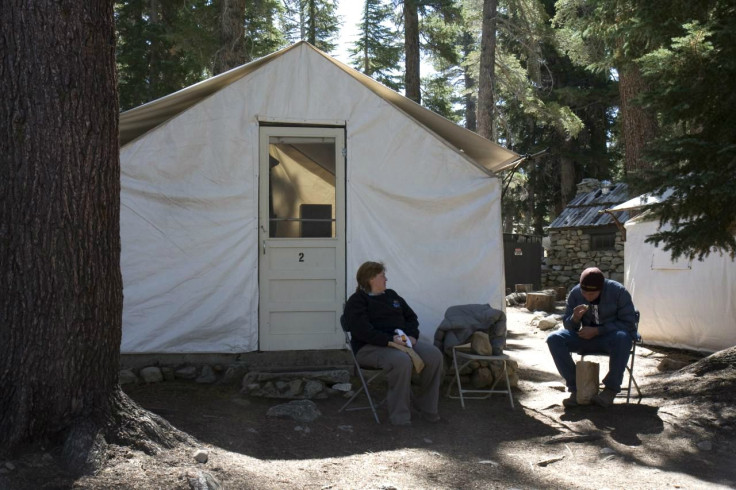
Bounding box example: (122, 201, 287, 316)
(115, 0, 735, 260)
(2, 0, 735, 474)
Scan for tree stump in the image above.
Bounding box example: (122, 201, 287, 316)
(525, 292, 556, 312)
(515, 283, 534, 293)
(555, 286, 568, 301)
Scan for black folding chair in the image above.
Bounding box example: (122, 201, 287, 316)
(337, 314, 385, 423)
(580, 310, 643, 403)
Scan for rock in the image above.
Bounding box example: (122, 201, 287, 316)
(221, 363, 248, 385)
(119, 369, 138, 385)
(657, 358, 690, 372)
(4, 462, 15, 471)
(697, 440, 713, 451)
(303, 380, 324, 398)
(245, 370, 350, 384)
(471, 367, 493, 388)
(266, 400, 322, 423)
(331, 382, 352, 392)
(196, 365, 217, 384)
(187, 470, 222, 490)
(176, 366, 198, 380)
(287, 379, 304, 397)
(470, 331, 492, 355)
(140, 367, 164, 383)
(537, 315, 559, 331)
(161, 367, 175, 381)
(193, 449, 209, 463)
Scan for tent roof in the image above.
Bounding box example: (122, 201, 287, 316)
(119, 42, 520, 173)
(606, 188, 675, 213)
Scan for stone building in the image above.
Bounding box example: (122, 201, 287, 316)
(542, 179, 629, 290)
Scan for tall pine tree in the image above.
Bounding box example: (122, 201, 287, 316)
(349, 0, 403, 91)
(634, 1, 736, 259)
(282, 0, 341, 53)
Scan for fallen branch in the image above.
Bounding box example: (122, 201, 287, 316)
(537, 455, 565, 467)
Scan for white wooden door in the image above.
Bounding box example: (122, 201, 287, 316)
(258, 126, 345, 351)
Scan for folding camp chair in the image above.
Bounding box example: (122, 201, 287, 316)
(337, 314, 385, 423)
(579, 310, 643, 403)
(446, 344, 515, 409)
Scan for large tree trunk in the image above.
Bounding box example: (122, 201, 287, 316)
(0, 0, 190, 473)
(560, 151, 577, 205)
(462, 31, 477, 131)
(619, 63, 658, 174)
(214, 0, 247, 74)
(308, 0, 317, 45)
(404, 0, 421, 103)
(477, 0, 498, 141)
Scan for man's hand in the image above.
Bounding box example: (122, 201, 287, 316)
(572, 304, 589, 323)
(577, 326, 599, 340)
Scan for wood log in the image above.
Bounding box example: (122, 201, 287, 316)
(525, 292, 556, 312)
(515, 283, 534, 293)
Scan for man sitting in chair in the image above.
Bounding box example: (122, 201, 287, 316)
(344, 261, 444, 426)
(546, 267, 637, 408)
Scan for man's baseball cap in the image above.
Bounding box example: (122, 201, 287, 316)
(580, 267, 605, 291)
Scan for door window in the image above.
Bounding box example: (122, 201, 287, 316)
(267, 136, 336, 238)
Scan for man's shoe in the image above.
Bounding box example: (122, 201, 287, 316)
(592, 388, 617, 408)
(562, 393, 578, 408)
(421, 411, 441, 423)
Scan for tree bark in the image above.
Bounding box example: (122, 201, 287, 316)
(477, 0, 498, 141)
(308, 0, 317, 45)
(0, 0, 190, 471)
(214, 0, 247, 74)
(618, 62, 658, 174)
(462, 31, 477, 131)
(560, 142, 577, 205)
(404, 0, 421, 103)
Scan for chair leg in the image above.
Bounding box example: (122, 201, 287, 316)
(502, 360, 514, 409)
(339, 365, 381, 423)
(453, 349, 466, 409)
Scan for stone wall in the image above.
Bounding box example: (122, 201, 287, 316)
(542, 227, 624, 290)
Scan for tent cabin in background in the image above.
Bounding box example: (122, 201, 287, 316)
(119, 42, 520, 354)
(607, 194, 736, 353)
(543, 179, 629, 290)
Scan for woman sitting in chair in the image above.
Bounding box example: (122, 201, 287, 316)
(344, 261, 444, 426)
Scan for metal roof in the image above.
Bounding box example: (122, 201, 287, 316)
(548, 183, 630, 229)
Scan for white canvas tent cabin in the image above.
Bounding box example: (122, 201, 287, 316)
(611, 194, 736, 353)
(119, 42, 520, 354)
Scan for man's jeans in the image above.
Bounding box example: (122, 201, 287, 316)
(546, 328, 633, 393)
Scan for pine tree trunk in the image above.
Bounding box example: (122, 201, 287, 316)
(404, 0, 421, 103)
(308, 0, 317, 45)
(560, 142, 576, 205)
(477, 0, 498, 141)
(214, 0, 247, 74)
(619, 63, 658, 174)
(462, 32, 477, 131)
(0, 0, 190, 472)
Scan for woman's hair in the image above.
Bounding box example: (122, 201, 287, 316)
(356, 261, 385, 293)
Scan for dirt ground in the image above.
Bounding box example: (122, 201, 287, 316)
(4, 305, 736, 489)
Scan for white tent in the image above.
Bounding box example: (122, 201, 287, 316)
(119, 42, 520, 354)
(620, 206, 736, 352)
